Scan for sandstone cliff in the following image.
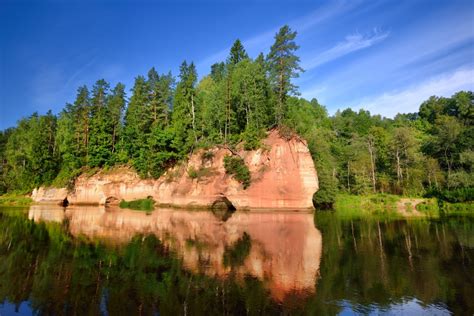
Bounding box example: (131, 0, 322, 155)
(32, 130, 318, 210)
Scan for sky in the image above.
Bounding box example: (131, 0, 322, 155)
(1, 0, 473, 129)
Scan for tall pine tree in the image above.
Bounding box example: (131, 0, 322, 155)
(266, 25, 303, 125)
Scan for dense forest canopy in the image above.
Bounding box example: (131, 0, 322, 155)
(0, 25, 473, 206)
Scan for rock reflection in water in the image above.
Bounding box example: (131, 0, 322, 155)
(28, 205, 322, 301)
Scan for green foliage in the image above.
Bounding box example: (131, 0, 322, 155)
(228, 39, 249, 65)
(425, 187, 474, 203)
(0, 24, 472, 205)
(333, 194, 400, 218)
(266, 25, 303, 124)
(223, 155, 251, 189)
(187, 166, 198, 179)
(441, 201, 474, 214)
(313, 173, 338, 209)
(187, 166, 215, 180)
(242, 126, 264, 150)
(0, 193, 32, 206)
(2, 112, 59, 191)
(415, 198, 440, 215)
(119, 198, 155, 211)
(201, 150, 214, 162)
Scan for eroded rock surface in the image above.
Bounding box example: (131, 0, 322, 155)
(31, 187, 68, 205)
(33, 130, 318, 210)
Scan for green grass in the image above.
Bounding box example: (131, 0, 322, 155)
(332, 194, 474, 218)
(416, 198, 440, 216)
(119, 198, 155, 211)
(441, 201, 474, 215)
(333, 193, 400, 218)
(0, 193, 33, 206)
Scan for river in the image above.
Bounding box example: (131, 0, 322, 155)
(0, 206, 472, 315)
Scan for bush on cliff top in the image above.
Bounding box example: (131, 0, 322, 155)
(223, 156, 251, 189)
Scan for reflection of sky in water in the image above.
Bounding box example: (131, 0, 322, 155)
(338, 298, 451, 315)
(0, 297, 453, 316)
(0, 301, 33, 316)
(0, 205, 472, 314)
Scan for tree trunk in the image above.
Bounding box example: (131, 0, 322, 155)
(191, 93, 197, 143)
(347, 161, 351, 192)
(368, 139, 376, 193)
(396, 149, 402, 185)
(225, 76, 231, 144)
(278, 59, 284, 125)
(111, 125, 116, 153)
(444, 146, 451, 188)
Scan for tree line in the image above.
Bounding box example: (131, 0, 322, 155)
(0, 25, 472, 206)
(286, 91, 473, 206)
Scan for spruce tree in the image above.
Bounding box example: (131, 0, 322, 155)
(228, 39, 248, 65)
(74, 86, 92, 164)
(89, 79, 111, 167)
(147, 68, 174, 127)
(123, 76, 150, 175)
(108, 83, 126, 160)
(172, 61, 198, 154)
(210, 62, 226, 82)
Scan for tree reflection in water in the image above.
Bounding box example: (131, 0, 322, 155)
(0, 206, 472, 315)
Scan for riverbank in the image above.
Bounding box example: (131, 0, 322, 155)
(0, 193, 32, 207)
(331, 193, 473, 218)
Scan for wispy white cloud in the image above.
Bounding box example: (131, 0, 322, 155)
(31, 53, 101, 108)
(64, 56, 97, 89)
(31, 65, 65, 107)
(300, 8, 474, 110)
(303, 29, 389, 71)
(196, 0, 361, 73)
(350, 67, 474, 117)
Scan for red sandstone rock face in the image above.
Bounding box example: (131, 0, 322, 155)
(31, 187, 68, 205)
(28, 205, 322, 301)
(32, 130, 319, 210)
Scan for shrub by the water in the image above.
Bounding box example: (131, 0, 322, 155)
(119, 198, 155, 211)
(425, 187, 474, 203)
(415, 198, 440, 215)
(223, 156, 251, 189)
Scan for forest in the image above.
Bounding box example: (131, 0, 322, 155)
(0, 25, 472, 207)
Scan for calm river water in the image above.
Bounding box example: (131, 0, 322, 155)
(0, 205, 472, 315)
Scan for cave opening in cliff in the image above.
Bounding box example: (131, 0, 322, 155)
(211, 196, 236, 221)
(61, 198, 69, 207)
(105, 196, 120, 206)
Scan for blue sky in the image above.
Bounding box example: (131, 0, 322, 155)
(1, 0, 473, 129)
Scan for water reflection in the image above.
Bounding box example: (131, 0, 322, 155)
(1, 206, 472, 314)
(28, 205, 322, 301)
